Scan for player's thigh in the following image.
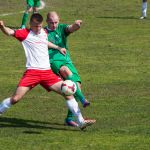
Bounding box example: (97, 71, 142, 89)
(51, 61, 65, 75)
(49, 81, 63, 94)
(67, 63, 81, 83)
(49, 81, 74, 100)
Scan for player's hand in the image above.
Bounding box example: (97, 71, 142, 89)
(59, 48, 66, 55)
(75, 20, 82, 27)
(0, 21, 4, 29)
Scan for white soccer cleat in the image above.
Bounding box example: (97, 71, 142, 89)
(79, 119, 96, 130)
(140, 16, 147, 19)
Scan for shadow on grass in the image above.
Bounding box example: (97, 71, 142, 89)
(96, 16, 148, 20)
(0, 116, 78, 132)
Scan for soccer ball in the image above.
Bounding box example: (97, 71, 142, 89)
(61, 80, 77, 96)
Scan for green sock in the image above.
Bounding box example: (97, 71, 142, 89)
(74, 95, 79, 102)
(66, 75, 85, 105)
(21, 12, 29, 27)
(66, 109, 74, 121)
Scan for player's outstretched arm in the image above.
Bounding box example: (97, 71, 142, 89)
(48, 42, 66, 55)
(66, 20, 82, 33)
(0, 21, 15, 36)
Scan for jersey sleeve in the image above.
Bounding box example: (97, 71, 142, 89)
(60, 24, 70, 36)
(14, 29, 29, 41)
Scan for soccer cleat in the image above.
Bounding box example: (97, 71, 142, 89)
(79, 119, 96, 130)
(140, 16, 147, 19)
(83, 100, 90, 108)
(65, 119, 79, 127)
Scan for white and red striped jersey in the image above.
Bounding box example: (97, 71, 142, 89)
(14, 28, 50, 70)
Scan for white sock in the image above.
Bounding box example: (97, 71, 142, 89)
(142, 2, 147, 17)
(66, 98, 84, 125)
(0, 97, 12, 113)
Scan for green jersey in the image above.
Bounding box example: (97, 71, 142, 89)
(45, 24, 72, 63)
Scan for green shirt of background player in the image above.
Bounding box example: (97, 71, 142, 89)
(21, 0, 41, 28)
(45, 11, 91, 127)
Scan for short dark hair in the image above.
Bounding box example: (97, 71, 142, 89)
(30, 13, 43, 23)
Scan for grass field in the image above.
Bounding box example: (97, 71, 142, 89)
(0, 0, 150, 149)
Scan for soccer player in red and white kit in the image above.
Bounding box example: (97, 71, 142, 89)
(0, 13, 95, 130)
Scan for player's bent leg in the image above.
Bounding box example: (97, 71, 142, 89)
(49, 81, 95, 129)
(21, 12, 29, 28)
(0, 86, 30, 114)
(59, 66, 90, 125)
(21, 7, 32, 28)
(49, 82, 83, 127)
(59, 66, 90, 107)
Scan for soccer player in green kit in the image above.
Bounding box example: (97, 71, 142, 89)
(45, 11, 94, 127)
(21, 0, 41, 28)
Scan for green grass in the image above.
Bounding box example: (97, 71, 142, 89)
(0, 0, 150, 149)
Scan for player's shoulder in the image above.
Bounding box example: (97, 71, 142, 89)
(57, 23, 69, 33)
(15, 28, 30, 33)
(15, 28, 30, 37)
(14, 28, 30, 41)
(58, 23, 69, 28)
(41, 28, 48, 34)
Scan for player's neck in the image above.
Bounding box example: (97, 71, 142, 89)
(47, 26, 56, 31)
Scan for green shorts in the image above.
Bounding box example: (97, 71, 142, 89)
(51, 61, 81, 83)
(26, 0, 40, 7)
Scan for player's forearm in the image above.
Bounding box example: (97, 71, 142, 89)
(0, 26, 14, 36)
(48, 42, 66, 55)
(68, 24, 80, 33)
(48, 42, 62, 51)
(67, 20, 82, 33)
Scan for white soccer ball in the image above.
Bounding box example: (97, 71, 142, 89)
(61, 80, 77, 96)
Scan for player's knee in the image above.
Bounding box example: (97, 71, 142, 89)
(60, 66, 72, 77)
(60, 66, 68, 71)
